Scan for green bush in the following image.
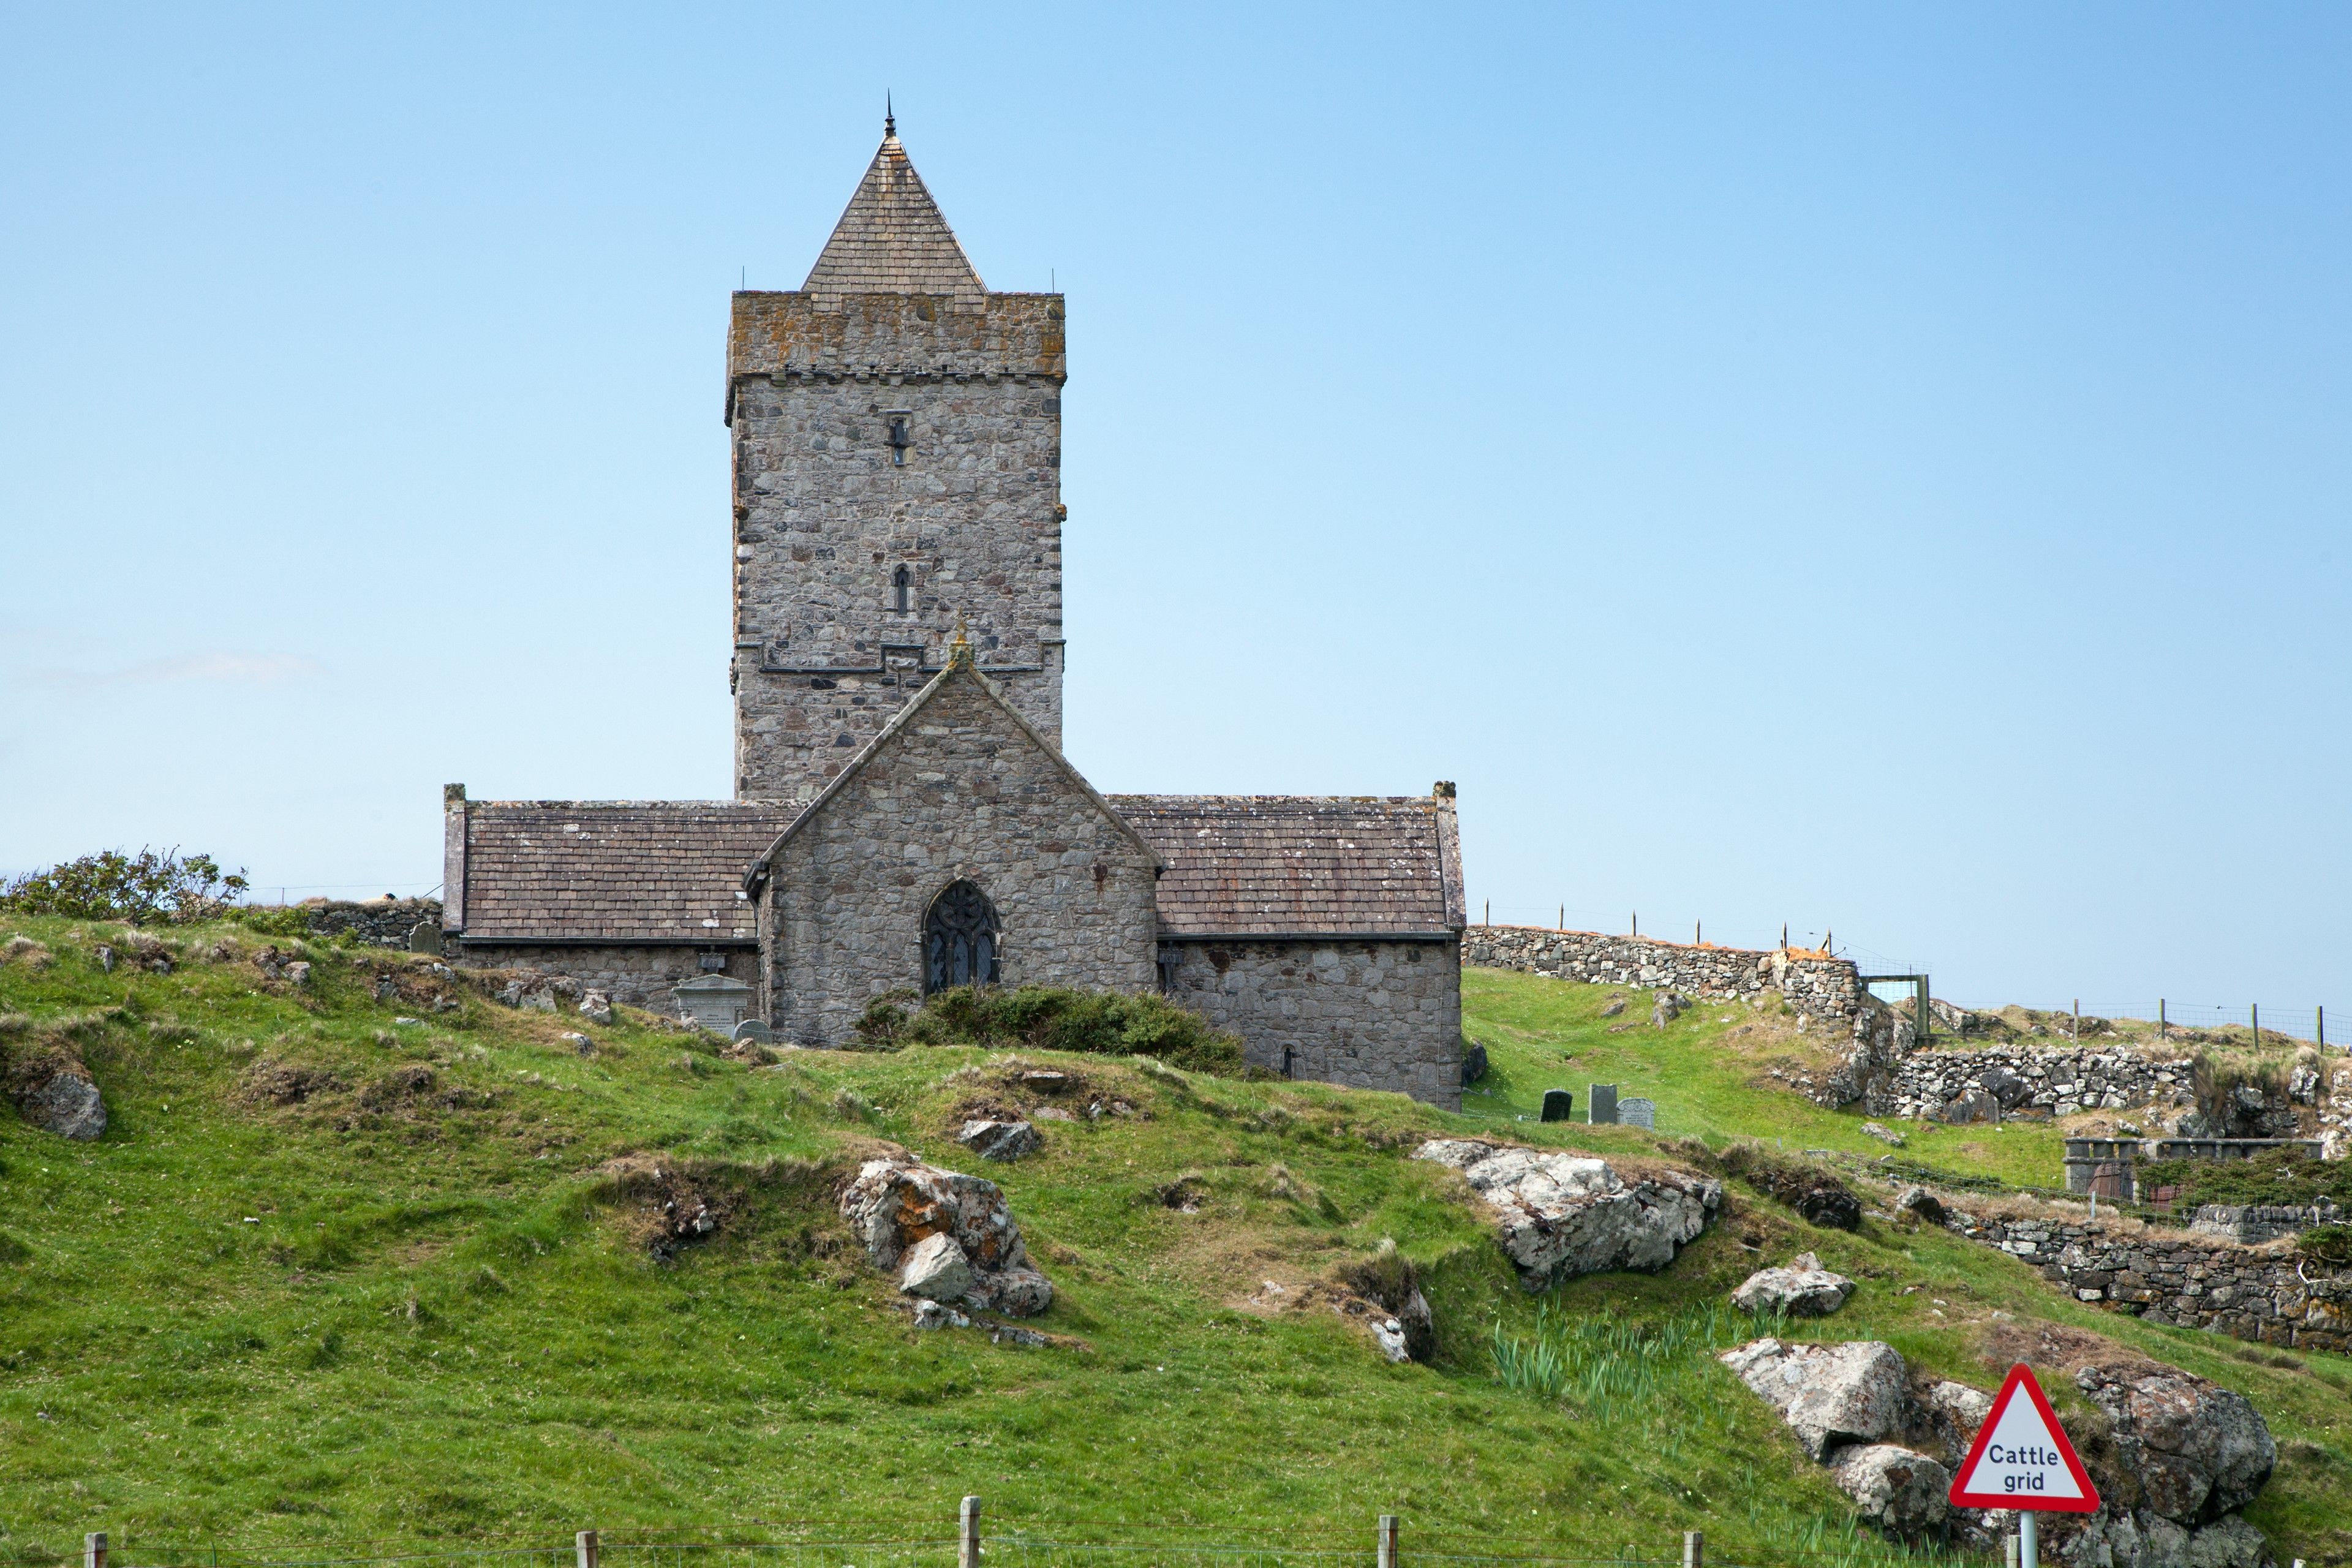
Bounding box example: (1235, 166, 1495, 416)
(2299, 1223, 2352, 1269)
(903, 984, 1249, 1076)
(0, 848, 247, 925)
(2138, 1148, 2352, 1209)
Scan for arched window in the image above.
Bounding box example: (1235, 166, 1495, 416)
(924, 880, 1000, 994)
(892, 564, 911, 613)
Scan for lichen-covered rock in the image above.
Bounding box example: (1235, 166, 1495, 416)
(958, 1118, 1041, 1161)
(14, 1061, 106, 1140)
(1414, 1139, 1721, 1286)
(1732, 1252, 1855, 1317)
(898, 1232, 975, 1302)
(2075, 1365, 2275, 1525)
(1828, 1444, 1950, 1538)
(2057, 1509, 2269, 1568)
(1719, 1338, 1909, 1460)
(838, 1153, 1054, 1317)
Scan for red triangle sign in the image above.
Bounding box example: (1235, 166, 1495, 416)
(1948, 1363, 2102, 1513)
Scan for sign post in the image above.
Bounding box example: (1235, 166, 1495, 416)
(1949, 1364, 2101, 1568)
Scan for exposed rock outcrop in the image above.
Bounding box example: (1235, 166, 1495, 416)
(1414, 1139, 1720, 1287)
(1719, 1338, 1909, 1460)
(2075, 1364, 2275, 1525)
(1732, 1252, 1855, 1317)
(1828, 1444, 1950, 1536)
(839, 1153, 1054, 1317)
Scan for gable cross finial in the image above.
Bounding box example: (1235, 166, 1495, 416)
(884, 92, 895, 137)
(949, 616, 973, 668)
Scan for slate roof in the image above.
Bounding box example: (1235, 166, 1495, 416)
(1109, 795, 1466, 940)
(802, 126, 986, 296)
(453, 801, 789, 943)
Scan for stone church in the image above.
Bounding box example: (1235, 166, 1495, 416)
(439, 119, 1467, 1107)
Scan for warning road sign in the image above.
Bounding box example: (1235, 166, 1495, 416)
(1948, 1363, 2102, 1512)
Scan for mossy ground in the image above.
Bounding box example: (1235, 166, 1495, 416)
(2, 925, 2348, 1564)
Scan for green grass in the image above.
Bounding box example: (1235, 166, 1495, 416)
(1459, 970, 2073, 1189)
(2, 929, 2349, 1565)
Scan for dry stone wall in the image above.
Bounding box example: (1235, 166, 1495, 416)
(1885, 1046, 2196, 1121)
(757, 667, 1158, 1045)
(454, 942, 758, 1014)
(1463, 925, 1863, 1019)
(1165, 938, 1462, 1110)
(297, 898, 443, 947)
(1944, 1208, 2352, 1352)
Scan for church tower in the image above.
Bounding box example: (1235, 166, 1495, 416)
(726, 116, 1067, 801)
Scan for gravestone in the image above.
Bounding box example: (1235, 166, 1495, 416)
(1618, 1096, 1657, 1131)
(1540, 1088, 1574, 1123)
(405, 921, 443, 956)
(673, 974, 752, 1035)
(732, 1019, 775, 1046)
(1588, 1084, 1619, 1125)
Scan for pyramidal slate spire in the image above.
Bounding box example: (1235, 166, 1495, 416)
(802, 118, 986, 296)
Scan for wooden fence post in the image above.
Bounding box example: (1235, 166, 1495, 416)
(960, 1496, 982, 1568)
(1377, 1514, 1399, 1568)
(1684, 1531, 1703, 1568)
(576, 1531, 598, 1568)
(85, 1534, 106, 1568)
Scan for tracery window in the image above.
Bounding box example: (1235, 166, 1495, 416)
(924, 879, 1000, 995)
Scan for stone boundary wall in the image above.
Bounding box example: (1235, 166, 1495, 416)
(1463, 925, 1863, 1020)
(1944, 1207, 2352, 1352)
(273, 898, 444, 948)
(1886, 1045, 2196, 1121)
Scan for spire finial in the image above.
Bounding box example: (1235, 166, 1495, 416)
(884, 92, 895, 137)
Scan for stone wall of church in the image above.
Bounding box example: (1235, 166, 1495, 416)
(1163, 938, 1463, 1110)
(454, 942, 758, 1014)
(727, 338, 1065, 802)
(759, 671, 1157, 1044)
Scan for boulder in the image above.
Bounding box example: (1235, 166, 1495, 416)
(1414, 1139, 1720, 1286)
(1719, 1338, 1909, 1460)
(1788, 1174, 1863, 1231)
(898, 1232, 976, 1302)
(838, 1153, 1054, 1317)
(1860, 1121, 1907, 1147)
(13, 1062, 106, 1140)
(1828, 1445, 1950, 1538)
(1982, 1066, 2030, 1109)
(1652, 992, 1686, 1027)
(1939, 1089, 2000, 1125)
(2075, 1365, 2275, 1525)
(1894, 1186, 1947, 1226)
(1599, 997, 1626, 1019)
(1371, 1316, 1412, 1364)
(579, 991, 614, 1025)
(1732, 1251, 1855, 1317)
(958, 1118, 1042, 1161)
(2057, 1510, 2268, 1568)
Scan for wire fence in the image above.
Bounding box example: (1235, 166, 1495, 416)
(86, 1522, 1965, 1568)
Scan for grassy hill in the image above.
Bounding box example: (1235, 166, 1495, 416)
(1, 919, 2348, 1565)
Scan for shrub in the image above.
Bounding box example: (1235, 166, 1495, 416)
(2299, 1223, 2352, 1270)
(903, 984, 1248, 1076)
(2139, 1148, 2352, 1210)
(0, 848, 248, 925)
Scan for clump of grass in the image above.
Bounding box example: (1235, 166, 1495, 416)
(901, 984, 1249, 1076)
(1489, 1299, 1785, 1420)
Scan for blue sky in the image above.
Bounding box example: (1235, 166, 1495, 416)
(2, 4, 2346, 1017)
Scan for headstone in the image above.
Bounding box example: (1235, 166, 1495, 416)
(1540, 1088, 1574, 1123)
(732, 1019, 774, 1046)
(1618, 1096, 1657, 1130)
(406, 921, 443, 956)
(673, 974, 753, 1035)
(1588, 1084, 1619, 1125)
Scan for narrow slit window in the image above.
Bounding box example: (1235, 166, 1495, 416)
(886, 415, 911, 467)
(892, 564, 911, 612)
